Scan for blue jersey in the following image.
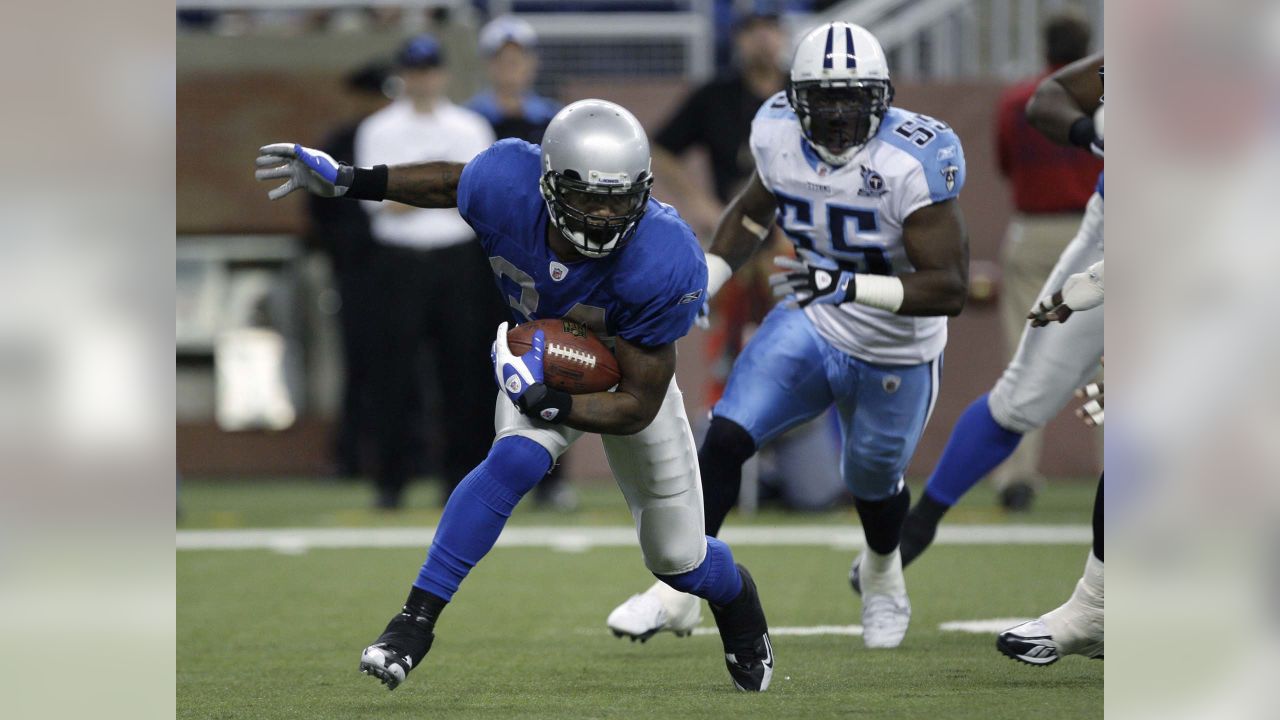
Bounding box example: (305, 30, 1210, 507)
(457, 139, 707, 347)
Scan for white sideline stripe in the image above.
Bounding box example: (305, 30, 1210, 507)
(939, 618, 1034, 634)
(176, 524, 1089, 552)
(596, 619, 1032, 638)
(692, 624, 863, 637)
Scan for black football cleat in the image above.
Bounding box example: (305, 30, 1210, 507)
(709, 564, 774, 692)
(359, 611, 435, 690)
(996, 619, 1060, 666)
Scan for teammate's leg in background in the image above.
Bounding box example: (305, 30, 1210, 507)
(841, 355, 938, 648)
(359, 435, 552, 689)
(997, 474, 1104, 664)
(899, 204, 1105, 567)
(990, 213, 1080, 509)
(899, 392, 1023, 565)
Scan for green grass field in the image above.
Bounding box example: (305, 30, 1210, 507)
(178, 479, 1102, 719)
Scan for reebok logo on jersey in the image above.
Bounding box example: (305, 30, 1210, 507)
(549, 261, 569, 282)
(679, 289, 704, 304)
(505, 375, 523, 394)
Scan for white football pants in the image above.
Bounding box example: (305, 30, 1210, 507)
(493, 378, 708, 575)
(988, 192, 1104, 434)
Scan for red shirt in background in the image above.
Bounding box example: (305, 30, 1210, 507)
(996, 69, 1104, 214)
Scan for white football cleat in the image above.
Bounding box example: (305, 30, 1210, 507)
(607, 581, 701, 642)
(998, 551, 1104, 665)
(855, 550, 911, 649)
(996, 618, 1063, 665)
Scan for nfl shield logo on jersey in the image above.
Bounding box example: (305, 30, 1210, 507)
(941, 165, 959, 192)
(540, 407, 560, 421)
(858, 165, 888, 197)
(882, 375, 901, 394)
(549, 261, 569, 282)
(505, 375, 523, 394)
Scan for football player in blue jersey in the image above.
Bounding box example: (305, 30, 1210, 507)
(255, 99, 774, 692)
(855, 54, 1104, 593)
(608, 21, 970, 649)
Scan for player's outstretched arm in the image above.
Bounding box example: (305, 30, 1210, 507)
(1026, 52, 1104, 148)
(563, 337, 676, 436)
(254, 143, 465, 207)
(703, 171, 779, 298)
(1027, 260, 1104, 326)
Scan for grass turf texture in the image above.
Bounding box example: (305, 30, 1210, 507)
(179, 478, 1101, 718)
(178, 477, 1098, 529)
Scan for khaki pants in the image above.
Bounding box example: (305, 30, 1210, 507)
(991, 211, 1085, 492)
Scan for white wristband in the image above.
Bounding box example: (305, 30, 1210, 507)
(853, 274, 905, 313)
(705, 253, 733, 301)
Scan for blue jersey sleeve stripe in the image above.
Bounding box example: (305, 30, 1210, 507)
(877, 108, 966, 203)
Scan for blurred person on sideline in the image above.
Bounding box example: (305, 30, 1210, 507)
(465, 15, 561, 145)
(306, 60, 394, 477)
(465, 15, 576, 511)
(654, 10, 845, 512)
(990, 11, 1102, 511)
(355, 35, 502, 510)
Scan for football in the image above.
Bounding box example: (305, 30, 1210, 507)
(507, 318, 621, 394)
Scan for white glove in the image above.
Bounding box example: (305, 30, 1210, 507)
(254, 143, 354, 200)
(1028, 261, 1104, 327)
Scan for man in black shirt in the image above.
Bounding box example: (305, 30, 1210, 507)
(652, 12, 787, 237)
(306, 61, 393, 476)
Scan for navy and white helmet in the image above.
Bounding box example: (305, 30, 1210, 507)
(788, 22, 894, 166)
(539, 100, 654, 258)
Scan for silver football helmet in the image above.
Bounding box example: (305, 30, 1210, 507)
(539, 100, 654, 258)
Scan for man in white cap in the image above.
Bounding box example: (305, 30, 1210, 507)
(466, 15, 562, 144)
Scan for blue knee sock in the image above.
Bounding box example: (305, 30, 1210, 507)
(655, 537, 743, 606)
(414, 436, 551, 600)
(924, 394, 1023, 506)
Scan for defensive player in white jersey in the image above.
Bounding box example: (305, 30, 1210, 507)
(608, 21, 969, 649)
(852, 55, 1104, 593)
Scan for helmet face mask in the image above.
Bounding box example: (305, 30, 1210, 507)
(538, 99, 654, 258)
(540, 170, 652, 258)
(789, 80, 893, 162)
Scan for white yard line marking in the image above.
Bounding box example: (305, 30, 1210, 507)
(692, 624, 863, 637)
(939, 618, 1034, 634)
(585, 620, 1033, 638)
(176, 524, 1089, 552)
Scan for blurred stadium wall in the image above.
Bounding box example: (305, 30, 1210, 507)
(177, 1, 1102, 481)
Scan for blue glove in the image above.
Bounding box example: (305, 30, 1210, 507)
(254, 143, 355, 200)
(768, 252, 855, 308)
(491, 322, 571, 423)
